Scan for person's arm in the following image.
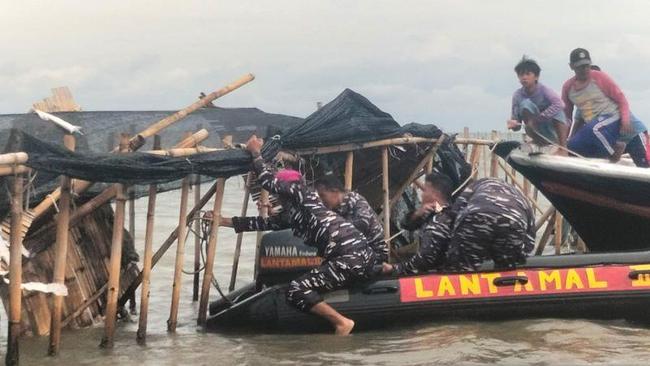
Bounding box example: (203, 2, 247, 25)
(508, 92, 522, 131)
(538, 85, 565, 121)
(231, 214, 290, 233)
(561, 79, 575, 126)
(391, 211, 453, 275)
(592, 71, 632, 132)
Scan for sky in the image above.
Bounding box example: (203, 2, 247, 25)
(3, 0, 650, 132)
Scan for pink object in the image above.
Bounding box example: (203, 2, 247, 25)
(276, 169, 302, 182)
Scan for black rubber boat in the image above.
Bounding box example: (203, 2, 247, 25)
(207, 232, 650, 332)
(207, 145, 650, 332)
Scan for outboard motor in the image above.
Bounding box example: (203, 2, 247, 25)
(256, 229, 321, 287)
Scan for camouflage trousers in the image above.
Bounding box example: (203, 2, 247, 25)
(445, 211, 530, 271)
(287, 246, 375, 312)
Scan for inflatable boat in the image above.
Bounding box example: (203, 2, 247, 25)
(206, 146, 650, 332)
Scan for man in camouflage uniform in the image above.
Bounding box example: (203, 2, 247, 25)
(315, 175, 387, 264)
(383, 173, 535, 275)
(223, 136, 375, 335)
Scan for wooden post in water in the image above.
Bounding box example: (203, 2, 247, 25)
(167, 176, 191, 332)
(554, 213, 563, 255)
(192, 174, 201, 301)
(253, 188, 269, 278)
(462, 127, 470, 156)
(191, 125, 205, 302)
(99, 134, 129, 349)
(6, 169, 24, 366)
(229, 173, 252, 291)
(128, 125, 136, 243)
(198, 178, 226, 325)
(344, 151, 354, 190)
(381, 147, 391, 261)
(490, 130, 499, 177)
(48, 133, 76, 356)
(136, 135, 161, 345)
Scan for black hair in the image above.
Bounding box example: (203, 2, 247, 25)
(590, 65, 601, 71)
(314, 174, 345, 192)
(424, 173, 453, 202)
(514, 56, 541, 77)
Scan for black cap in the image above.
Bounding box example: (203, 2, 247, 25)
(570, 48, 592, 67)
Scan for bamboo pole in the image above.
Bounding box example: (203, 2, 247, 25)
(192, 174, 201, 302)
(0, 165, 30, 177)
(344, 151, 354, 190)
(24, 73, 236, 228)
(6, 170, 24, 366)
(146, 146, 219, 157)
(197, 178, 226, 325)
(293, 136, 439, 155)
(455, 137, 495, 146)
(490, 131, 499, 177)
(382, 147, 391, 261)
(48, 133, 76, 356)
(462, 127, 470, 155)
(535, 211, 557, 256)
(62, 180, 220, 327)
(554, 213, 563, 255)
(534, 208, 556, 232)
(389, 136, 444, 209)
(132, 74, 254, 149)
(136, 135, 160, 344)
(229, 173, 251, 292)
(128, 125, 136, 245)
(253, 189, 269, 278)
(99, 134, 129, 349)
(167, 176, 190, 332)
(116, 181, 220, 309)
(497, 160, 544, 215)
(31, 129, 210, 240)
(0, 152, 28, 165)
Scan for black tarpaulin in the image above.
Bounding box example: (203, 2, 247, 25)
(14, 131, 253, 185)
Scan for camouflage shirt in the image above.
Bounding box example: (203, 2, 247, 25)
(335, 191, 387, 263)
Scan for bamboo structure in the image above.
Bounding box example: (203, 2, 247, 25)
(21, 73, 251, 232)
(344, 151, 354, 190)
(381, 146, 391, 260)
(192, 174, 202, 301)
(167, 177, 190, 332)
(6, 172, 24, 366)
(198, 178, 226, 325)
(229, 173, 252, 292)
(48, 133, 76, 356)
(99, 134, 129, 349)
(136, 135, 161, 344)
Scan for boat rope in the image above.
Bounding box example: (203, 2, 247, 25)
(182, 212, 232, 305)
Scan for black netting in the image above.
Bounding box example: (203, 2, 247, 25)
(13, 130, 252, 185)
(276, 89, 409, 149)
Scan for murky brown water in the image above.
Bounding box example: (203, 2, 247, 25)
(4, 179, 650, 365)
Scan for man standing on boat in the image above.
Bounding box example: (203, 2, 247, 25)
(507, 56, 569, 154)
(315, 174, 388, 264)
(568, 62, 650, 167)
(221, 136, 375, 335)
(562, 48, 649, 166)
(382, 174, 535, 274)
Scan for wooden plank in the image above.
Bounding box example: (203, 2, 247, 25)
(344, 151, 354, 190)
(293, 136, 438, 155)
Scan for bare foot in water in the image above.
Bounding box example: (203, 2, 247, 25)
(335, 319, 355, 336)
(610, 141, 626, 163)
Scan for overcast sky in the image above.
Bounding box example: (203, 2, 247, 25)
(3, 1, 650, 132)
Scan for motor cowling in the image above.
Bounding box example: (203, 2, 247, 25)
(256, 229, 322, 287)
